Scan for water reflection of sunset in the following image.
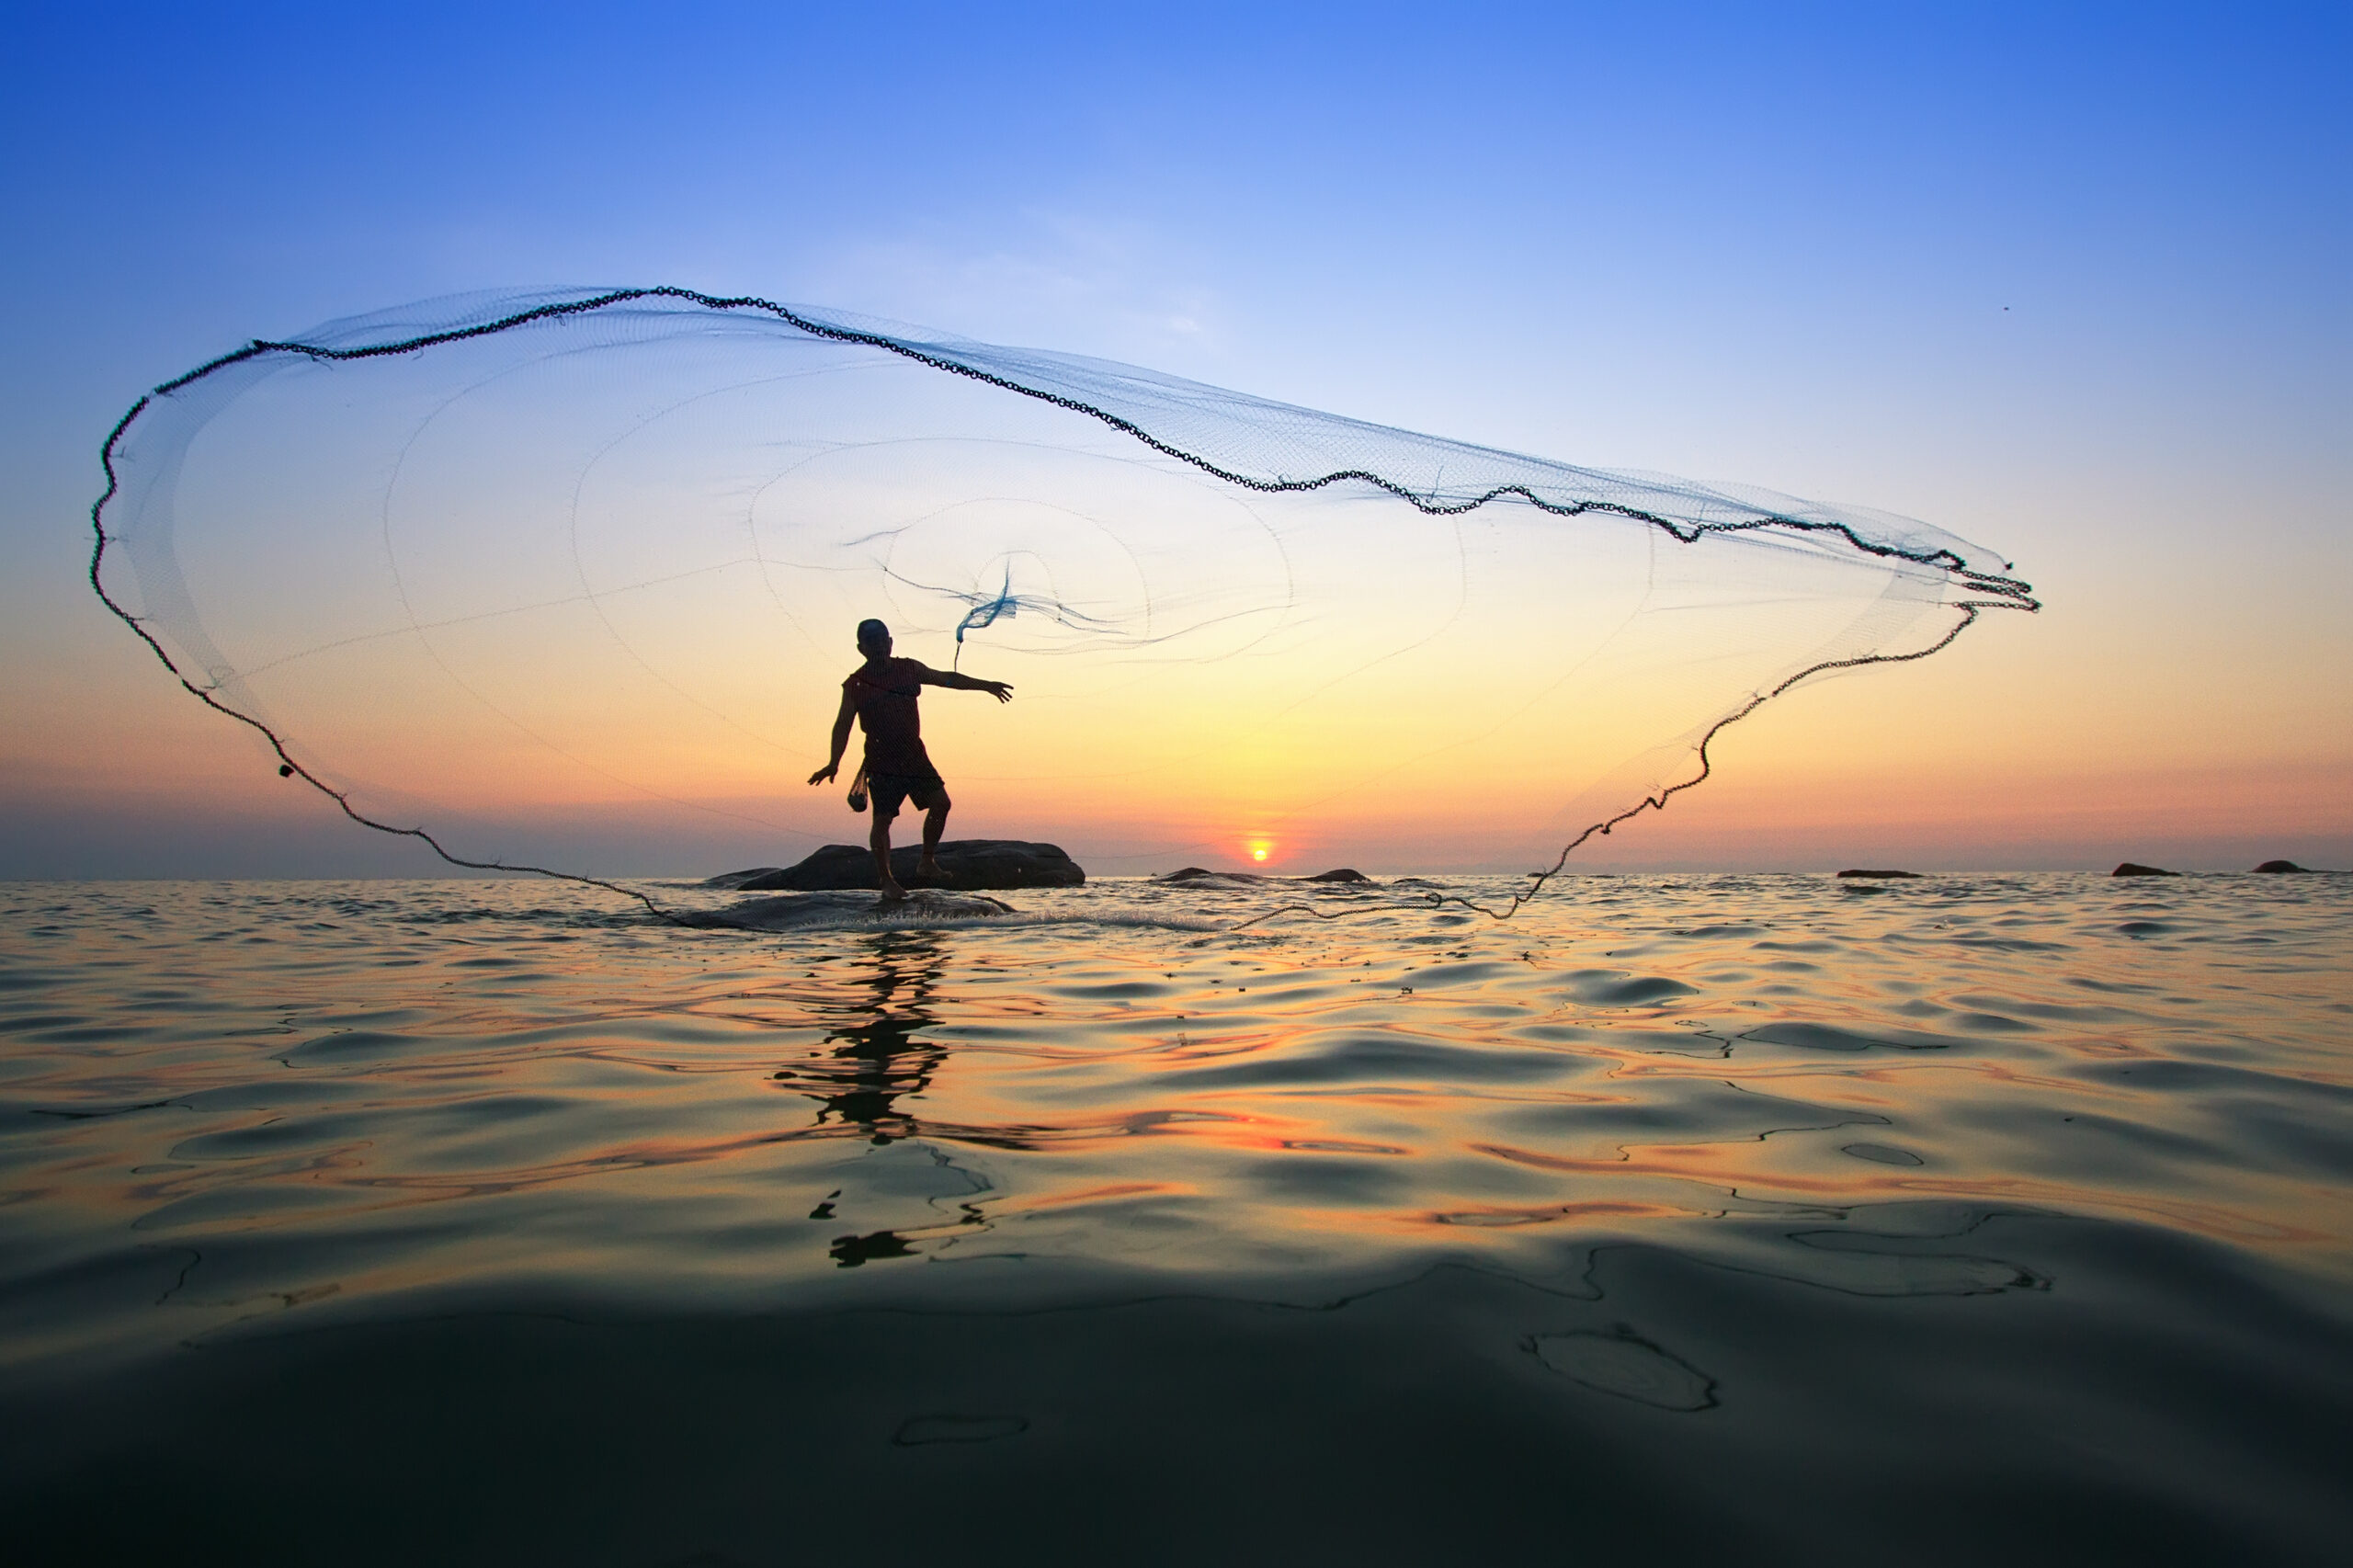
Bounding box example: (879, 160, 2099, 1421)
(15, 874, 2346, 1309)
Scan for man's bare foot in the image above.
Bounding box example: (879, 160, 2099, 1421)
(915, 856, 949, 886)
(877, 878, 909, 901)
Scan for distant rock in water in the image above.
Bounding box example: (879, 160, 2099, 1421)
(1156, 866, 1374, 886)
(2111, 862, 2177, 878)
(2253, 859, 2311, 874)
(709, 840, 1084, 892)
(1154, 868, 1267, 890)
(1836, 869, 1921, 880)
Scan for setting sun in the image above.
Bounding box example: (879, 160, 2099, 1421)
(1248, 840, 1271, 863)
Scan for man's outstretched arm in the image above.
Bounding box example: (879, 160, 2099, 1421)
(808, 690, 858, 784)
(915, 665, 1014, 702)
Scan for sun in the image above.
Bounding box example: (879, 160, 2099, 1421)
(1247, 839, 1272, 864)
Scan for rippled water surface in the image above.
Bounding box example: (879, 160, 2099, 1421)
(5, 872, 2349, 1563)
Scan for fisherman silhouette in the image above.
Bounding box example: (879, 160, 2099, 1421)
(808, 619, 1013, 898)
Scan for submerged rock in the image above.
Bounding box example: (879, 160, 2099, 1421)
(679, 889, 1016, 930)
(1304, 868, 1372, 883)
(1836, 869, 1921, 880)
(2254, 859, 2311, 874)
(714, 840, 1083, 892)
(2112, 862, 2177, 877)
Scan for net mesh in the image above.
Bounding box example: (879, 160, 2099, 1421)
(89, 287, 2036, 918)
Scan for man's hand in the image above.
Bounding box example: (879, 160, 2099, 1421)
(807, 763, 838, 786)
(979, 680, 1013, 703)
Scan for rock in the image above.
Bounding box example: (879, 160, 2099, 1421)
(1153, 867, 1266, 889)
(726, 840, 1084, 892)
(680, 889, 1016, 930)
(1156, 866, 1374, 886)
(2253, 859, 2310, 874)
(1836, 869, 1921, 880)
(2111, 862, 2177, 877)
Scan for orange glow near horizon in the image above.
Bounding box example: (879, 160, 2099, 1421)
(79, 348, 2122, 874)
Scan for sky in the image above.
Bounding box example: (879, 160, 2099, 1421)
(2, 0, 2346, 878)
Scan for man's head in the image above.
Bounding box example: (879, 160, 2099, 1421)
(856, 619, 892, 656)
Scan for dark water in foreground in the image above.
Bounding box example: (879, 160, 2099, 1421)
(4, 871, 2348, 1564)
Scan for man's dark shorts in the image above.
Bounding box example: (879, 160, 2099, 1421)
(868, 770, 947, 820)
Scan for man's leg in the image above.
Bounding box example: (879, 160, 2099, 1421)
(870, 807, 905, 898)
(916, 790, 951, 881)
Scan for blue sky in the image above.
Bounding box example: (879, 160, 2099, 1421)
(3, 2, 2346, 875)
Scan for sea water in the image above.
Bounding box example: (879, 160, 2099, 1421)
(3, 871, 2347, 1563)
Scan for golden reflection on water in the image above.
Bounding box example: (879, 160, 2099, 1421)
(2, 871, 2349, 1366)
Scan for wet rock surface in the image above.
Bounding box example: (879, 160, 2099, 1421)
(708, 840, 1084, 892)
(678, 889, 1017, 928)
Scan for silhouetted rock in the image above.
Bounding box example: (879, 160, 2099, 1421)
(2253, 859, 2310, 874)
(716, 840, 1083, 892)
(2111, 862, 2177, 877)
(1157, 865, 1374, 886)
(1153, 867, 1274, 890)
(1836, 869, 1921, 880)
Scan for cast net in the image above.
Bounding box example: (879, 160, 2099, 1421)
(90, 288, 2036, 913)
